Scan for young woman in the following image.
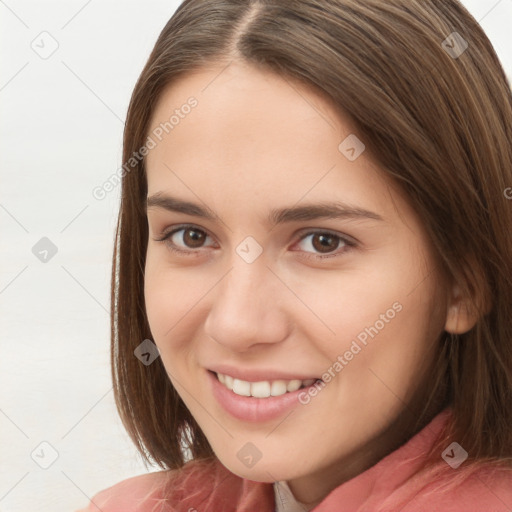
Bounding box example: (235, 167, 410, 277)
(77, 1, 512, 510)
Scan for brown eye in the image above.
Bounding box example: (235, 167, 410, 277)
(294, 230, 355, 260)
(181, 228, 207, 248)
(156, 225, 214, 255)
(311, 233, 341, 253)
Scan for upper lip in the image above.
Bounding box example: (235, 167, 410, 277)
(208, 364, 320, 383)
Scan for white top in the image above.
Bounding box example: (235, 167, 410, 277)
(273, 480, 313, 512)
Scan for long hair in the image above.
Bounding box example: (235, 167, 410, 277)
(111, 0, 512, 484)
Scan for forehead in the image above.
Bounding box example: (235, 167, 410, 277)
(147, 62, 343, 158)
(144, 62, 404, 222)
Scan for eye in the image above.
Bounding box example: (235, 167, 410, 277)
(154, 224, 215, 255)
(293, 230, 356, 259)
(154, 224, 356, 260)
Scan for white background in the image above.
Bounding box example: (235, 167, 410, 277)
(1, 1, 511, 511)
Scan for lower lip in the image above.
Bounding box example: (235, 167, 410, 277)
(207, 370, 320, 423)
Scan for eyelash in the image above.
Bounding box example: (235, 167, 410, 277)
(154, 224, 357, 260)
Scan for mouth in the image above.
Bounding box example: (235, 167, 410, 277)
(209, 370, 322, 398)
(207, 369, 323, 422)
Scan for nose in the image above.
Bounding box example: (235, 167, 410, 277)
(203, 256, 290, 352)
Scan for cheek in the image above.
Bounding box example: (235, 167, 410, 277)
(337, 281, 443, 410)
(143, 251, 212, 362)
(303, 261, 406, 349)
(144, 254, 169, 339)
(144, 252, 190, 344)
(316, 253, 442, 392)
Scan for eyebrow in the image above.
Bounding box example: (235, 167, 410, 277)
(146, 192, 384, 226)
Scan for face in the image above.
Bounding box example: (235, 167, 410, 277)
(144, 60, 450, 505)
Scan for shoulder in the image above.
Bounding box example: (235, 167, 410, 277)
(73, 469, 170, 512)
(384, 408, 512, 511)
(74, 458, 274, 512)
(399, 463, 512, 512)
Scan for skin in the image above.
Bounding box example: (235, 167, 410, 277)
(143, 60, 477, 506)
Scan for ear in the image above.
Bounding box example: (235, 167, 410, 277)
(444, 284, 482, 334)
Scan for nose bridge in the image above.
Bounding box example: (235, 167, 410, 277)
(204, 249, 288, 349)
(221, 234, 273, 309)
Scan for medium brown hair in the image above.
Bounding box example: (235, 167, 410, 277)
(111, 0, 512, 486)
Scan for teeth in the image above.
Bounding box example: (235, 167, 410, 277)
(287, 379, 302, 392)
(270, 380, 287, 396)
(252, 381, 271, 398)
(232, 378, 251, 396)
(224, 374, 234, 390)
(216, 372, 317, 398)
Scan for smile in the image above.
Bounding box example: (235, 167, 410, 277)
(215, 371, 318, 398)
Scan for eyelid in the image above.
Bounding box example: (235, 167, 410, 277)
(293, 226, 358, 246)
(155, 223, 212, 238)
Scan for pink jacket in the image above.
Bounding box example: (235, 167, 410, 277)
(75, 408, 512, 511)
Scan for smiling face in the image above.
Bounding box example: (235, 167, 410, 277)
(144, 60, 451, 505)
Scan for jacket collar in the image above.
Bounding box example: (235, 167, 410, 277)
(272, 407, 452, 511)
